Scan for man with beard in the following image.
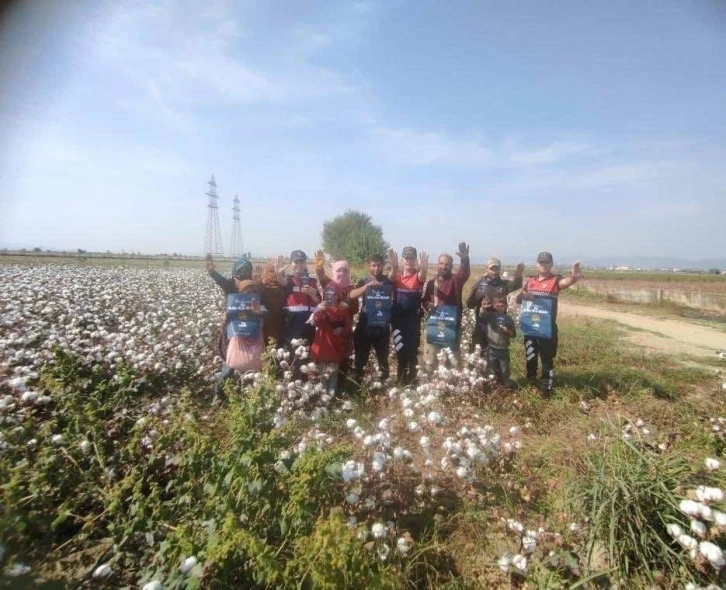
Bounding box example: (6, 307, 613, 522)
(422, 242, 471, 367)
(349, 254, 394, 387)
(466, 257, 524, 355)
(389, 246, 428, 385)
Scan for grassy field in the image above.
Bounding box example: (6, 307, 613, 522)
(2, 305, 725, 587)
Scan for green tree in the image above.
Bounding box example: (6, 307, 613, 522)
(321, 210, 389, 264)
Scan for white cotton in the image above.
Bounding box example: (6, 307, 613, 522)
(179, 556, 198, 574)
(396, 537, 411, 555)
(345, 493, 359, 505)
(346, 418, 357, 429)
(511, 554, 528, 572)
(419, 436, 430, 448)
(679, 499, 702, 518)
(705, 457, 721, 471)
(371, 523, 386, 539)
(698, 541, 725, 569)
(666, 523, 683, 538)
(92, 563, 112, 578)
(695, 486, 724, 504)
(497, 554, 511, 573)
(142, 581, 163, 590)
(50, 434, 64, 446)
(522, 533, 537, 553)
(509, 426, 519, 437)
(690, 519, 707, 538)
(713, 509, 726, 527)
(677, 534, 698, 551)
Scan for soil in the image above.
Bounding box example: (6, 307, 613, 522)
(559, 302, 726, 361)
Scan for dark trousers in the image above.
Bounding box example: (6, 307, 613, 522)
(470, 322, 488, 354)
(392, 313, 421, 386)
(353, 325, 390, 382)
(487, 346, 510, 384)
(524, 325, 558, 381)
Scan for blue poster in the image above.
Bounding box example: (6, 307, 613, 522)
(519, 297, 553, 338)
(425, 305, 459, 346)
(227, 292, 261, 313)
(365, 285, 393, 326)
(323, 286, 337, 305)
(227, 317, 261, 339)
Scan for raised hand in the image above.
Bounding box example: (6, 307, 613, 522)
(274, 255, 286, 275)
(204, 253, 215, 272)
(456, 242, 470, 259)
(314, 249, 326, 269)
(572, 261, 583, 280)
(419, 251, 428, 273)
(515, 262, 525, 276)
(388, 248, 399, 269)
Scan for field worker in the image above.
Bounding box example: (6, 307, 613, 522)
(516, 251, 583, 394)
(310, 267, 354, 394)
(204, 255, 267, 404)
(466, 257, 524, 355)
(206, 254, 282, 347)
(279, 250, 320, 346)
(478, 296, 517, 388)
(349, 254, 395, 387)
(258, 260, 285, 346)
(314, 252, 359, 391)
(421, 242, 471, 367)
(388, 246, 428, 385)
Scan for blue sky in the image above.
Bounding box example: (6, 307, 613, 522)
(1, 0, 725, 263)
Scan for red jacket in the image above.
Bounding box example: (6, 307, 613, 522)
(311, 304, 353, 364)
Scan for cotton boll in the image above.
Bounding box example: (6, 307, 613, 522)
(179, 556, 198, 574)
(371, 523, 386, 539)
(666, 523, 684, 538)
(695, 486, 724, 504)
(698, 541, 725, 569)
(677, 534, 698, 551)
(705, 457, 720, 471)
(511, 554, 528, 572)
(680, 499, 702, 518)
(142, 581, 163, 590)
(690, 520, 709, 543)
(497, 554, 511, 573)
(396, 537, 411, 555)
(92, 563, 112, 578)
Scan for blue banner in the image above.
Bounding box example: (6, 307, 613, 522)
(519, 297, 553, 338)
(227, 292, 261, 313)
(425, 305, 459, 346)
(365, 285, 393, 326)
(227, 317, 261, 339)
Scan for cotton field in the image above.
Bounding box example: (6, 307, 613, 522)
(1, 263, 725, 588)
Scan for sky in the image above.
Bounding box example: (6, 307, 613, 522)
(1, 0, 725, 263)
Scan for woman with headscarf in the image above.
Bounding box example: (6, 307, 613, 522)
(310, 260, 353, 394)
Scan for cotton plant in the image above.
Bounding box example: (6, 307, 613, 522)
(670, 479, 726, 574)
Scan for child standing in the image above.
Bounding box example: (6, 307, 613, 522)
(480, 296, 517, 388)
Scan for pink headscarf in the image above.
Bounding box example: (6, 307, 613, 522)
(329, 260, 351, 289)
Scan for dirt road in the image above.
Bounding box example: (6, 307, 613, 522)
(559, 302, 726, 359)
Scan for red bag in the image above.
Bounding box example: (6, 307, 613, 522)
(225, 336, 264, 373)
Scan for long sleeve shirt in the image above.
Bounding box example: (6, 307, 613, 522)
(421, 257, 471, 311)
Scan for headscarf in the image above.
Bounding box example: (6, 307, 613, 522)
(329, 260, 351, 289)
(233, 259, 253, 280)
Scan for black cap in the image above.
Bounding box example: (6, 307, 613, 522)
(402, 246, 417, 259)
(290, 250, 307, 262)
(537, 251, 553, 264)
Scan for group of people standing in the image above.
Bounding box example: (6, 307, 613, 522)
(206, 246, 582, 403)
